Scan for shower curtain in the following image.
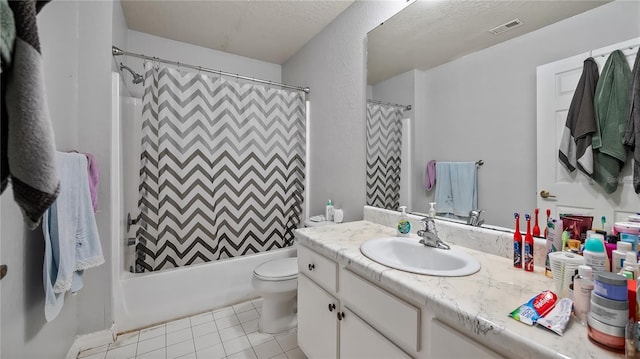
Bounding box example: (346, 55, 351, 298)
(365, 103, 403, 210)
(136, 62, 305, 272)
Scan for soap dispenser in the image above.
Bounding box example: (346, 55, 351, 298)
(428, 202, 436, 218)
(397, 206, 411, 237)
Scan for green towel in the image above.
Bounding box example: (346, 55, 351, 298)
(593, 50, 632, 194)
(0, 0, 15, 68)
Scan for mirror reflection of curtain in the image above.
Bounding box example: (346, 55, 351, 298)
(136, 62, 306, 272)
(365, 103, 403, 210)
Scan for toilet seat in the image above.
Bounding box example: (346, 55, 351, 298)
(253, 257, 298, 281)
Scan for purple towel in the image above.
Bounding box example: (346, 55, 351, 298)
(84, 153, 99, 212)
(424, 160, 436, 191)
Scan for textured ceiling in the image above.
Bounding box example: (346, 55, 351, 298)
(367, 0, 610, 84)
(121, 0, 354, 65)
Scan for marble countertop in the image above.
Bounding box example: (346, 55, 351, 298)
(295, 220, 622, 359)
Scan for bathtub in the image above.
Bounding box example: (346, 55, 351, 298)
(113, 246, 297, 332)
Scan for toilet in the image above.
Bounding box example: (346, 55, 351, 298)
(252, 257, 298, 334)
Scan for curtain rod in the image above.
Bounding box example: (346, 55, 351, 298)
(111, 46, 310, 94)
(367, 99, 411, 111)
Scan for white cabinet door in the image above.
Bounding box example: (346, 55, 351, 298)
(430, 320, 503, 359)
(536, 39, 640, 223)
(340, 307, 411, 359)
(298, 273, 338, 359)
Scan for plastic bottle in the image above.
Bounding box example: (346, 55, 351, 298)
(325, 199, 334, 222)
(524, 214, 534, 272)
(544, 209, 551, 238)
(428, 202, 436, 217)
(592, 233, 610, 272)
(622, 252, 639, 280)
(583, 236, 607, 272)
(397, 206, 411, 237)
(573, 265, 594, 325)
(513, 213, 523, 269)
(613, 241, 633, 274)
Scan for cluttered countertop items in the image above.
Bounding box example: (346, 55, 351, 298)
(295, 206, 640, 358)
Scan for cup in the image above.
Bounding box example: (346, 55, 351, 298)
(333, 209, 344, 223)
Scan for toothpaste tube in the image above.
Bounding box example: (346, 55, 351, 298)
(509, 290, 558, 325)
(536, 298, 573, 336)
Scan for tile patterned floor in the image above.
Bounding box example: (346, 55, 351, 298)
(77, 298, 307, 359)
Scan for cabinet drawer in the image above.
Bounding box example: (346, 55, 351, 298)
(430, 319, 504, 358)
(341, 269, 420, 353)
(298, 245, 337, 293)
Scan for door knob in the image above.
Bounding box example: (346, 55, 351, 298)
(328, 303, 336, 312)
(540, 190, 556, 199)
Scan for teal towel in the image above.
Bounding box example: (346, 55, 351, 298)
(434, 162, 477, 217)
(593, 50, 632, 193)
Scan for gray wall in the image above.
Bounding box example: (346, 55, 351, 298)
(282, 1, 410, 222)
(371, 1, 640, 228)
(1, 1, 121, 357)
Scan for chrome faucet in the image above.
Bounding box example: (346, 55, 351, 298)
(467, 209, 485, 227)
(417, 217, 451, 250)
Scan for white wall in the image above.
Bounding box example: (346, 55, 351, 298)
(123, 30, 282, 98)
(1, 1, 121, 357)
(282, 1, 411, 222)
(367, 1, 640, 228)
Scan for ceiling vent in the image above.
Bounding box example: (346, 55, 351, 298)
(488, 18, 524, 35)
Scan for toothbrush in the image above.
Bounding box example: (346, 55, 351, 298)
(524, 214, 534, 272)
(533, 208, 541, 237)
(513, 213, 523, 268)
(544, 209, 551, 238)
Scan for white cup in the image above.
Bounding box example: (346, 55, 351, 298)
(333, 209, 344, 223)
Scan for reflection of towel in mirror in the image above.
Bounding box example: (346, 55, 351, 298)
(559, 57, 599, 176)
(624, 49, 640, 193)
(42, 152, 104, 322)
(434, 162, 477, 218)
(593, 50, 632, 194)
(424, 160, 436, 191)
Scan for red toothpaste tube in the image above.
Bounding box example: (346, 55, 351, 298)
(509, 290, 558, 325)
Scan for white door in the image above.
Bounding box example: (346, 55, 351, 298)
(536, 38, 640, 225)
(297, 273, 338, 358)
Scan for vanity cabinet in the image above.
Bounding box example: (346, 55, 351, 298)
(297, 243, 512, 358)
(297, 245, 415, 358)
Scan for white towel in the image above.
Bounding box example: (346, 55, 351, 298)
(434, 162, 477, 218)
(42, 152, 103, 321)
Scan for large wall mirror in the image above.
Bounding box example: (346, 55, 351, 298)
(366, 0, 640, 229)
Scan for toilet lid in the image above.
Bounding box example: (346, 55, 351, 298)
(254, 257, 298, 281)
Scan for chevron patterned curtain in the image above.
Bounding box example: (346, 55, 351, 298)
(365, 103, 403, 210)
(136, 62, 305, 272)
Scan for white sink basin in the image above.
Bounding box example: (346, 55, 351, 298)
(360, 237, 481, 277)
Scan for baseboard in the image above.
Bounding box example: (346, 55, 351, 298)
(65, 323, 117, 359)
